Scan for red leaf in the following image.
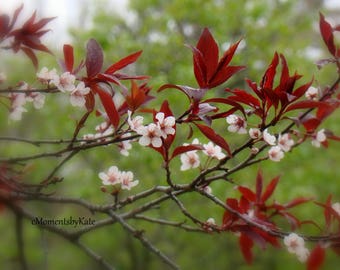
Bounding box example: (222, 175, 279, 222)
(85, 91, 95, 112)
(209, 65, 245, 88)
(195, 123, 232, 156)
(21, 47, 38, 69)
(170, 145, 203, 160)
(285, 100, 326, 113)
(307, 244, 325, 270)
(261, 52, 279, 90)
(239, 233, 254, 264)
(301, 117, 321, 133)
(196, 28, 219, 83)
(319, 13, 336, 56)
(284, 197, 312, 209)
(158, 84, 206, 102)
(238, 186, 256, 202)
(86, 39, 103, 78)
(105, 50, 142, 74)
(261, 176, 280, 203)
(256, 170, 263, 203)
(94, 85, 120, 129)
(63, 44, 74, 72)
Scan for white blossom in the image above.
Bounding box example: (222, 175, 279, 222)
(203, 141, 226, 160)
(9, 105, 27, 121)
(305, 86, 319, 100)
(249, 128, 261, 139)
(99, 166, 121, 186)
(284, 233, 310, 263)
(8, 93, 27, 121)
(206, 218, 216, 226)
(263, 129, 276, 145)
(311, 129, 327, 148)
(226, 114, 247, 134)
(127, 110, 144, 132)
(155, 112, 176, 138)
(118, 133, 132, 156)
(332, 202, 340, 216)
(52, 72, 76, 92)
(138, 123, 163, 148)
(120, 171, 139, 190)
(69, 82, 90, 107)
(203, 185, 212, 194)
(268, 146, 284, 162)
(180, 151, 200, 171)
(36, 67, 58, 84)
(278, 133, 294, 152)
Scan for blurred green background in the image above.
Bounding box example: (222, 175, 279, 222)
(0, 0, 339, 269)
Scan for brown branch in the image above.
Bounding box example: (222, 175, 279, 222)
(108, 209, 179, 270)
(134, 214, 205, 233)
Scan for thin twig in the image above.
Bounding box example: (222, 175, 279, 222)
(108, 210, 179, 270)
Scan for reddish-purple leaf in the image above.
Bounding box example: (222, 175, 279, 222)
(261, 176, 280, 203)
(86, 39, 103, 78)
(292, 79, 314, 99)
(302, 117, 321, 133)
(21, 47, 38, 69)
(205, 97, 246, 116)
(216, 39, 242, 73)
(105, 50, 142, 74)
(256, 170, 263, 203)
(319, 13, 336, 56)
(238, 186, 256, 202)
(279, 54, 290, 87)
(158, 84, 206, 102)
(285, 100, 326, 113)
(9, 4, 24, 30)
(209, 65, 246, 88)
(307, 244, 326, 270)
(284, 197, 312, 209)
(195, 123, 232, 156)
(189, 44, 207, 88)
(94, 85, 120, 129)
(170, 145, 203, 160)
(63, 44, 74, 72)
(261, 52, 279, 90)
(196, 28, 219, 82)
(239, 233, 254, 265)
(226, 89, 261, 108)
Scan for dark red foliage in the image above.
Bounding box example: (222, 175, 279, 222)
(222, 170, 312, 263)
(118, 81, 154, 114)
(195, 123, 232, 157)
(319, 13, 339, 58)
(190, 28, 245, 89)
(307, 244, 326, 270)
(0, 5, 55, 68)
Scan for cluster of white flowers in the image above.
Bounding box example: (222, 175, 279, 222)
(311, 129, 327, 148)
(283, 233, 310, 263)
(226, 114, 247, 134)
(82, 121, 114, 142)
(180, 138, 226, 171)
(99, 165, 139, 190)
(127, 110, 176, 148)
(37, 67, 90, 107)
(8, 82, 45, 121)
(263, 129, 294, 162)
